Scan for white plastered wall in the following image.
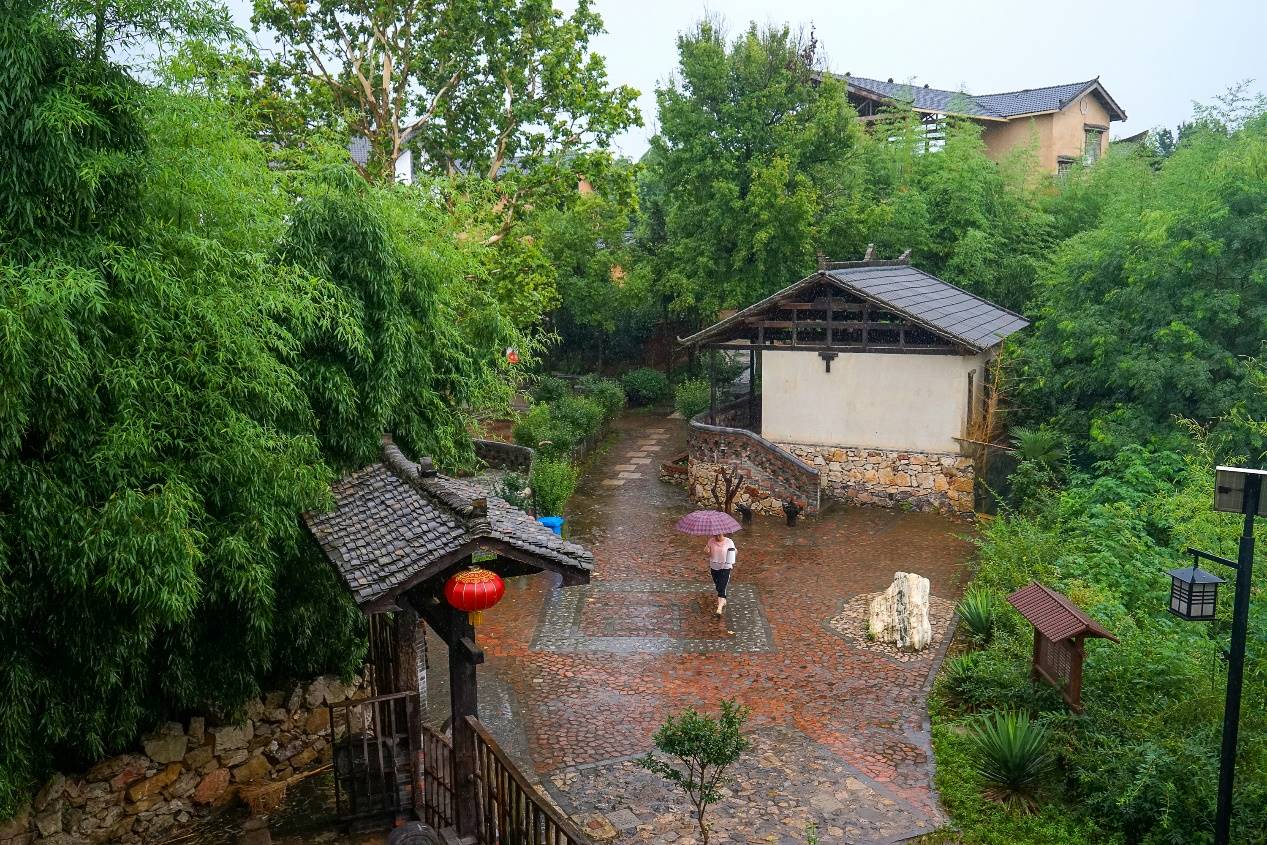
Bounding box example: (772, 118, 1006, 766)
(760, 349, 987, 453)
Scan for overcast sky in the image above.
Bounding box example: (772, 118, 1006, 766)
(227, 0, 1264, 159)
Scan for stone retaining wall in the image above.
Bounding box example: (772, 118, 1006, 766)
(473, 438, 534, 474)
(779, 443, 975, 518)
(687, 419, 820, 517)
(0, 673, 370, 845)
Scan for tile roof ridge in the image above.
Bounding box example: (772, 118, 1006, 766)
(380, 437, 480, 521)
(979, 78, 1095, 98)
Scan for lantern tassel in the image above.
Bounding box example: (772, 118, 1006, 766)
(470, 610, 484, 627)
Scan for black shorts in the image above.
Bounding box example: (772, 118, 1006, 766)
(710, 567, 732, 598)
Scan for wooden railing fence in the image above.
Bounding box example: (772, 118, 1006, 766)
(420, 723, 456, 831)
(466, 716, 591, 845)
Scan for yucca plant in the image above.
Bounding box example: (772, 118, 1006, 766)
(966, 710, 1055, 812)
(938, 653, 981, 705)
(957, 587, 1000, 647)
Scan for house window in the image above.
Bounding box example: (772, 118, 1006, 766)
(1084, 127, 1104, 164)
(1057, 156, 1075, 178)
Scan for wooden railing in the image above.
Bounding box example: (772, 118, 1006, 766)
(466, 716, 592, 845)
(420, 723, 456, 831)
(328, 691, 420, 822)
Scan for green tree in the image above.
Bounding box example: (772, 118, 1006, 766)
(637, 700, 752, 845)
(250, 0, 640, 189)
(1014, 108, 1267, 462)
(276, 168, 529, 471)
(0, 19, 365, 810)
(0, 0, 145, 242)
(642, 20, 859, 323)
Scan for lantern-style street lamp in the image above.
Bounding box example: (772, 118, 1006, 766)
(1171, 466, 1263, 845)
(1166, 556, 1225, 621)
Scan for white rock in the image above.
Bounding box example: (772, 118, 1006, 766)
(868, 571, 932, 652)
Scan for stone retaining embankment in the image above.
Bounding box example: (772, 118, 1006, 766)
(0, 673, 369, 845)
(780, 443, 975, 518)
(687, 411, 820, 516)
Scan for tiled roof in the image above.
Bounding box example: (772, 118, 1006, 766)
(843, 75, 1125, 122)
(826, 264, 1029, 351)
(1007, 582, 1118, 642)
(974, 80, 1100, 118)
(844, 76, 999, 117)
(304, 441, 593, 610)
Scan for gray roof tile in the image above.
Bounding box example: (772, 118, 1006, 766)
(843, 75, 1125, 122)
(304, 442, 593, 609)
(679, 262, 1028, 352)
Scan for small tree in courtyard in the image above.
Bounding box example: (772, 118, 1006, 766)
(637, 700, 751, 845)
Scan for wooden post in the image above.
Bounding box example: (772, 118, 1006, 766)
(448, 605, 484, 837)
(708, 347, 717, 424)
(746, 347, 755, 430)
(1068, 636, 1086, 712)
(393, 605, 425, 812)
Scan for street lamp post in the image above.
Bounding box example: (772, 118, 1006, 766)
(1168, 466, 1265, 845)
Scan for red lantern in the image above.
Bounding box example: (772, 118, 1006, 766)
(505, 346, 520, 365)
(444, 566, 505, 626)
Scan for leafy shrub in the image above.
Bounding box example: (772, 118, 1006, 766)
(938, 653, 983, 704)
(966, 710, 1055, 812)
(531, 375, 571, 404)
(577, 374, 626, 421)
(1010, 427, 1064, 465)
(622, 367, 669, 406)
(552, 395, 605, 443)
(958, 587, 1001, 647)
(512, 395, 606, 457)
(512, 404, 564, 454)
(494, 471, 532, 511)
(531, 458, 578, 516)
(674, 378, 711, 419)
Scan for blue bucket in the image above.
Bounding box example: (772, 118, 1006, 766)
(537, 516, 564, 537)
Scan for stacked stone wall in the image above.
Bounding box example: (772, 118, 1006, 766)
(472, 438, 534, 473)
(779, 443, 975, 519)
(0, 673, 370, 845)
(686, 423, 820, 517)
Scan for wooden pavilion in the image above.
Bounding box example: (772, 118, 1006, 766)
(304, 438, 593, 843)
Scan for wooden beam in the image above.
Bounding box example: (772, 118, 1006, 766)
(707, 342, 965, 356)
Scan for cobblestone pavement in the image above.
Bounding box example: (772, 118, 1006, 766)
(431, 414, 975, 844)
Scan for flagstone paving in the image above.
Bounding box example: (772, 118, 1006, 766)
(430, 414, 975, 844)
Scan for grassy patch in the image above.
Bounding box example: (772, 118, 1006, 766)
(924, 716, 1119, 845)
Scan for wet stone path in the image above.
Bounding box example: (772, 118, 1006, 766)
(431, 414, 975, 844)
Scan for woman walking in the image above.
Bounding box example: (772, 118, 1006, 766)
(674, 509, 743, 618)
(706, 532, 736, 617)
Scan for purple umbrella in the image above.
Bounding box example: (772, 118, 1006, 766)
(675, 509, 742, 536)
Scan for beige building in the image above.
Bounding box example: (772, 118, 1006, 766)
(678, 257, 1028, 518)
(842, 75, 1127, 174)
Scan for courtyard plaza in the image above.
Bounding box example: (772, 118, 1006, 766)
(423, 413, 975, 844)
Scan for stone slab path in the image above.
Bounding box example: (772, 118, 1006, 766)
(427, 415, 974, 844)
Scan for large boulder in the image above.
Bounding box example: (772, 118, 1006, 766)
(868, 572, 932, 652)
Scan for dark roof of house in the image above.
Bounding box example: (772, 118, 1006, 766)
(1007, 581, 1119, 642)
(678, 261, 1028, 352)
(842, 75, 1127, 122)
(304, 441, 593, 611)
(827, 264, 1029, 350)
(843, 76, 998, 118)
